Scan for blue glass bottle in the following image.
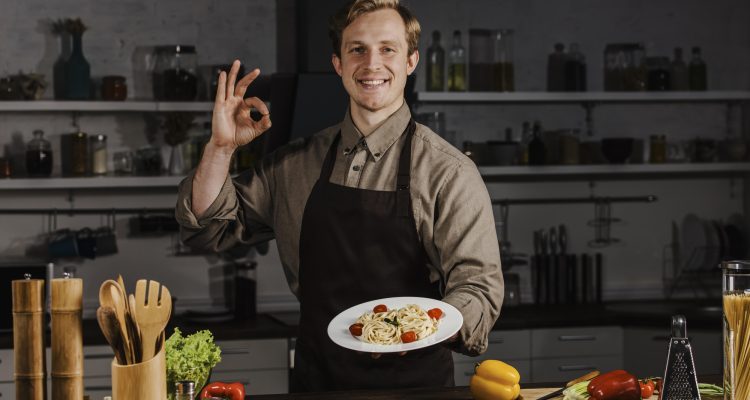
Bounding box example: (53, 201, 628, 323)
(64, 33, 91, 99)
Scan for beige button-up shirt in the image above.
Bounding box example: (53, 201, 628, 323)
(175, 101, 503, 355)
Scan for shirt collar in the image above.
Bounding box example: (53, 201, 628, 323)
(339, 101, 412, 161)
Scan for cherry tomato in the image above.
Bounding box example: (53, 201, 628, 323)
(373, 304, 387, 313)
(640, 381, 654, 398)
(349, 323, 363, 336)
(427, 308, 443, 319)
(401, 331, 417, 343)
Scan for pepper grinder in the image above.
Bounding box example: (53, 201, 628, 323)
(51, 273, 83, 399)
(12, 274, 47, 400)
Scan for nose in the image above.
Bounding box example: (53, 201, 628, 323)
(363, 49, 383, 70)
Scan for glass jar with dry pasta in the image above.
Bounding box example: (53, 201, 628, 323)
(722, 260, 750, 400)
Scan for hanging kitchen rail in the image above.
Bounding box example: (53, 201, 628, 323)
(0, 207, 175, 215)
(491, 195, 657, 205)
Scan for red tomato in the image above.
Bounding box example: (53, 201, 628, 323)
(640, 381, 654, 398)
(401, 331, 417, 343)
(349, 323, 363, 337)
(373, 304, 388, 313)
(427, 308, 443, 319)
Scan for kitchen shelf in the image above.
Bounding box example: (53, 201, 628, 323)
(478, 162, 750, 179)
(0, 175, 184, 190)
(0, 100, 215, 112)
(415, 91, 750, 104)
(0, 163, 746, 190)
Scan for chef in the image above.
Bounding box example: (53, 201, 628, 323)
(175, 0, 503, 392)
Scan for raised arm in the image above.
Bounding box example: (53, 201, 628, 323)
(192, 60, 272, 217)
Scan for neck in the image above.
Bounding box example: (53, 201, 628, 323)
(350, 98, 404, 136)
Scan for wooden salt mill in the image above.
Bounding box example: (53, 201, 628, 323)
(51, 273, 83, 399)
(12, 274, 47, 400)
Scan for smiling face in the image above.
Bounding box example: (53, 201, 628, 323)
(332, 9, 419, 117)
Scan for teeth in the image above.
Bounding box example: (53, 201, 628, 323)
(361, 80, 385, 85)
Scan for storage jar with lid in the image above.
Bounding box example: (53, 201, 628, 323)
(469, 29, 494, 91)
(152, 45, 198, 101)
(89, 134, 108, 175)
(26, 129, 53, 177)
(492, 29, 514, 92)
(721, 260, 750, 400)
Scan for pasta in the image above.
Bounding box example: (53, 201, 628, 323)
(349, 303, 442, 345)
(724, 292, 750, 400)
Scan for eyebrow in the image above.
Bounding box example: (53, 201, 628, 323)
(345, 40, 402, 48)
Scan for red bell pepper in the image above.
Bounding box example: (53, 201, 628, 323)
(587, 370, 641, 400)
(199, 381, 245, 400)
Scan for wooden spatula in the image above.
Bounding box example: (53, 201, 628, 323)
(96, 306, 127, 365)
(134, 279, 172, 361)
(99, 280, 133, 364)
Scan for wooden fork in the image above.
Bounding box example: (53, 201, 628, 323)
(134, 279, 172, 361)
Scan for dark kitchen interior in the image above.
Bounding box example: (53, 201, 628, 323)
(0, 0, 748, 398)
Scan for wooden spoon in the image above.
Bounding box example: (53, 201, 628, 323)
(135, 279, 172, 361)
(99, 280, 133, 364)
(128, 293, 142, 363)
(96, 306, 127, 365)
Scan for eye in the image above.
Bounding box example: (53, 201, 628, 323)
(350, 46, 366, 54)
(382, 47, 395, 53)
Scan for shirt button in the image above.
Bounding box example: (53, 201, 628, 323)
(344, 147, 351, 154)
(352, 165, 361, 171)
(374, 152, 381, 157)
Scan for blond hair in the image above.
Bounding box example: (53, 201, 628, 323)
(328, 0, 421, 57)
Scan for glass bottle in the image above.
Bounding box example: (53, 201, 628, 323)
(89, 134, 108, 175)
(519, 121, 532, 165)
(646, 57, 671, 91)
(174, 380, 195, 400)
(152, 45, 199, 100)
(528, 121, 546, 165)
(492, 29, 515, 92)
(689, 46, 707, 91)
(669, 47, 689, 91)
(426, 30, 445, 91)
(26, 129, 53, 177)
(721, 260, 750, 400)
(564, 43, 587, 91)
(70, 131, 88, 176)
(447, 30, 467, 91)
(546, 43, 566, 92)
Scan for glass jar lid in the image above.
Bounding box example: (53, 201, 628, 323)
(720, 260, 750, 270)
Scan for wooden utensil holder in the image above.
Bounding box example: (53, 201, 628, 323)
(111, 345, 167, 400)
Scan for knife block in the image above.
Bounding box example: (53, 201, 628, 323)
(111, 345, 167, 400)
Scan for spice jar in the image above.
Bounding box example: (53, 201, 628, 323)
(649, 135, 666, 163)
(152, 45, 198, 101)
(721, 260, 750, 400)
(61, 132, 88, 176)
(89, 134, 108, 175)
(101, 76, 127, 101)
(26, 129, 53, 177)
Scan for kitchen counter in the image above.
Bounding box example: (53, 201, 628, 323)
(0, 299, 722, 348)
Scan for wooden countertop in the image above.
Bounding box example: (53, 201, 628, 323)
(247, 386, 561, 400)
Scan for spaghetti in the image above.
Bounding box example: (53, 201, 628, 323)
(349, 304, 442, 345)
(723, 292, 750, 400)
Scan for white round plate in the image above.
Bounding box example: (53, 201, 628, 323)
(327, 297, 463, 353)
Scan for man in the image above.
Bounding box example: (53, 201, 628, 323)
(176, 0, 503, 392)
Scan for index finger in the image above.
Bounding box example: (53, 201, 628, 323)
(234, 68, 261, 98)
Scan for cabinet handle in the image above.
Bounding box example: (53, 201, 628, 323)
(558, 335, 596, 341)
(85, 354, 114, 360)
(222, 350, 251, 355)
(558, 365, 597, 372)
(84, 386, 112, 391)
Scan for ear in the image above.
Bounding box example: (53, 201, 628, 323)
(332, 53, 343, 77)
(406, 50, 419, 75)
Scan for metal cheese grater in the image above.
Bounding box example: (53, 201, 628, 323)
(661, 315, 701, 400)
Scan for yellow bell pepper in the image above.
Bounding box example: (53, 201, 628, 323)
(470, 360, 521, 400)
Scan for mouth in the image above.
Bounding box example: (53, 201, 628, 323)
(357, 78, 390, 90)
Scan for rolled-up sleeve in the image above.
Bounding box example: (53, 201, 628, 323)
(175, 164, 275, 253)
(434, 162, 503, 356)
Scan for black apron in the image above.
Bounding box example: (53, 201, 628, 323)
(292, 119, 454, 392)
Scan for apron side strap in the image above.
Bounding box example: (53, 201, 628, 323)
(396, 119, 416, 218)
